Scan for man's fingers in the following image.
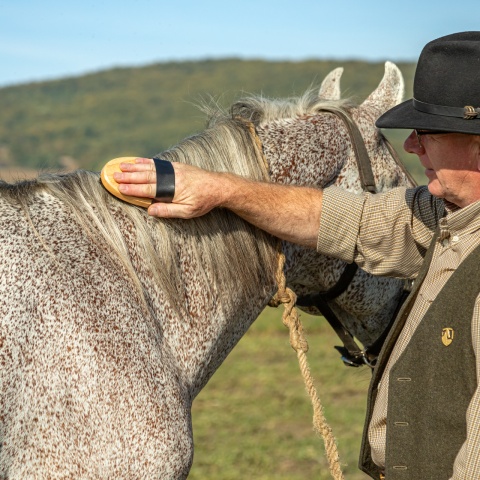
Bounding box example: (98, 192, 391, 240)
(120, 157, 154, 169)
(148, 202, 201, 219)
(114, 170, 156, 185)
(118, 159, 155, 173)
(118, 182, 156, 198)
(108, 158, 215, 216)
(134, 157, 155, 165)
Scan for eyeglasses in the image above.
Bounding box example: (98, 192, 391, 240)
(414, 129, 450, 147)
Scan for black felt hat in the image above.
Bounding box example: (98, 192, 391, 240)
(376, 31, 480, 134)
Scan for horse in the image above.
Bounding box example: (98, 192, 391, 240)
(0, 61, 413, 478)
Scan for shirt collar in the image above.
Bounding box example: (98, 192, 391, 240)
(441, 199, 480, 236)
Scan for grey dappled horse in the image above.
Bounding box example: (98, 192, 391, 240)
(0, 62, 413, 478)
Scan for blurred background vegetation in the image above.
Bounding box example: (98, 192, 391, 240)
(0, 59, 421, 479)
(0, 58, 422, 182)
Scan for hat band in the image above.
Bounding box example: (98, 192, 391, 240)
(413, 98, 480, 120)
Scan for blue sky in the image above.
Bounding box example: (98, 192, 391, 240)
(1, 0, 480, 87)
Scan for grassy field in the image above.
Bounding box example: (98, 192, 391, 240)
(189, 307, 372, 480)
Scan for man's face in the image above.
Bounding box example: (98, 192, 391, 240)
(404, 131, 480, 207)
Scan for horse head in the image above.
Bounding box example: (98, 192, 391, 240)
(229, 62, 414, 347)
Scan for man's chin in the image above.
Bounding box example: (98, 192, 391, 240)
(427, 180, 444, 200)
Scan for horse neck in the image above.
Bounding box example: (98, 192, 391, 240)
(31, 166, 277, 402)
(128, 211, 278, 400)
(128, 124, 279, 399)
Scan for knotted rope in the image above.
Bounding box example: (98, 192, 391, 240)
(269, 252, 345, 480)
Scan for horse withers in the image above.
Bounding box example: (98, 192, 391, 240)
(0, 62, 413, 478)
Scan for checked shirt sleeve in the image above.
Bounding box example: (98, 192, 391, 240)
(317, 185, 443, 279)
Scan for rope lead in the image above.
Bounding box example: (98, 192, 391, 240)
(271, 252, 345, 480)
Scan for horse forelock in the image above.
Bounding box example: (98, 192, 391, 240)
(226, 89, 356, 127)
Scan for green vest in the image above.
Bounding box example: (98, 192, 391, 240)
(359, 233, 478, 479)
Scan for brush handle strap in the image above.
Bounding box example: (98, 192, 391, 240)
(153, 158, 175, 202)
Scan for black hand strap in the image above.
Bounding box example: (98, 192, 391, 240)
(153, 158, 175, 202)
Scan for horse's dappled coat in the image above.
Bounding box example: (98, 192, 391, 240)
(0, 62, 413, 478)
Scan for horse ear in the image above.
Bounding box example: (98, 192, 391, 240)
(318, 67, 343, 100)
(360, 61, 404, 116)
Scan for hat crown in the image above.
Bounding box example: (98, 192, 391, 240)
(376, 31, 480, 134)
(415, 32, 480, 108)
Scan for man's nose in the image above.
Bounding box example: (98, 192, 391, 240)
(404, 130, 424, 155)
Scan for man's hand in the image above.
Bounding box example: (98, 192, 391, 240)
(114, 158, 229, 219)
(113, 157, 323, 249)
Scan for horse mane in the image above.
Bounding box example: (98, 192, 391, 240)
(0, 115, 278, 314)
(1, 91, 355, 313)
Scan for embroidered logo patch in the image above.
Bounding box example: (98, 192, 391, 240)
(441, 327, 454, 346)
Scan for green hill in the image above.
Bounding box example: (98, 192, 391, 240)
(0, 58, 420, 180)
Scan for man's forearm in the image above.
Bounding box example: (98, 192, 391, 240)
(218, 173, 322, 248)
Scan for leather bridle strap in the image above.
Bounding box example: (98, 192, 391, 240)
(296, 109, 417, 367)
(318, 107, 377, 194)
(296, 263, 368, 365)
(297, 108, 378, 367)
(297, 262, 359, 304)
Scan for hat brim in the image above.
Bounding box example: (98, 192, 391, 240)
(376, 99, 480, 135)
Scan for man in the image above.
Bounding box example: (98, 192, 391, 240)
(114, 32, 480, 479)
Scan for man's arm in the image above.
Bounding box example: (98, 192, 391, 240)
(114, 158, 323, 248)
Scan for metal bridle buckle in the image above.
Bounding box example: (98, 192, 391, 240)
(340, 355, 362, 368)
(338, 350, 377, 369)
(361, 351, 377, 368)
